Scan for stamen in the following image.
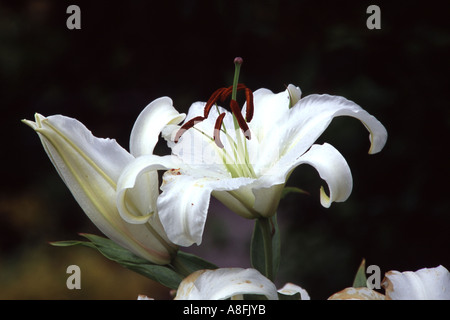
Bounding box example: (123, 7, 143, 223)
(213, 112, 226, 148)
(218, 84, 246, 102)
(174, 116, 205, 143)
(230, 99, 251, 140)
(174, 57, 254, 146)
(244, 87, 254, 122)
(204, 87, 227, 118)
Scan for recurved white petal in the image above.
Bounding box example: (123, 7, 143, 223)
(174, 268, 278, 300)
(284, 94, 387, 158)
(272, 143, 352, 208)
(383, 265, 450, 300)
(130, 97, 185, 157)
(287, 84, 302, 107)
(117, 154, 178, 224)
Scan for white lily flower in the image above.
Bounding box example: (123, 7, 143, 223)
(117, 83, 387, 246)
(23, 97, 185, 264)
(383, 265, 450, 300)
(174, 267, 309, 300)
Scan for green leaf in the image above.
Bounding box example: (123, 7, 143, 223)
(50, 240, 92, 247)
(352, 258, 368, 288)
(78, 233, 150, 264)
(50, 234, 183, 289)
(250, 215, 280, 281)
(172, 251, 218, 276)
(282, 186, 310, 199)
(119, 261, 183, 289)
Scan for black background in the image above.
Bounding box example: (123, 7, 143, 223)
(1, 0, 449, 299)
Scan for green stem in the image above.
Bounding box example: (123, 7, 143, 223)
(259, 217, 274, 281)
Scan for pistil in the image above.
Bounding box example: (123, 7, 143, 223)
(231, 57, 243, 101)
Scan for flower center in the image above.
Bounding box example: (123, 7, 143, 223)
(174, 58, 257, 179)
(173, 82, 254, 146)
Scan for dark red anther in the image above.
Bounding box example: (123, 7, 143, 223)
(213, 112, 226, 148)
(203, 84, 249, 119)
(229, 99, 251, 140)
(174, 83, 254, 144)
(244, 87, 254, 122)
(204, 87, 227, 118)
(218, 84, 246, 102)
(174, 116, 205, 143)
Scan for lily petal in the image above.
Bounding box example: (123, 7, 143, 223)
(245, 88, 291, 144)
(23, 114, 175, 264)
(279, 94, 388, 161)
(117, 154, 178, 224)
(287, 84, 302, 107)
(212, 186, 259, 219)
(248, 183, 285, 218)
(174, 268, 278, 300)
(268, 143, 352, 208)
(24, 114, 133, 182)
(130, 97, 185, 157)
(278, 283, 311, 300)
(328, 287, 385, 300)
(383, 265, 450, 300)
(159, 169, 256, 246)
(159, 173, 214, 246)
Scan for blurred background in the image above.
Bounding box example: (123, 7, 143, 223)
(1, 0, 449, 299)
